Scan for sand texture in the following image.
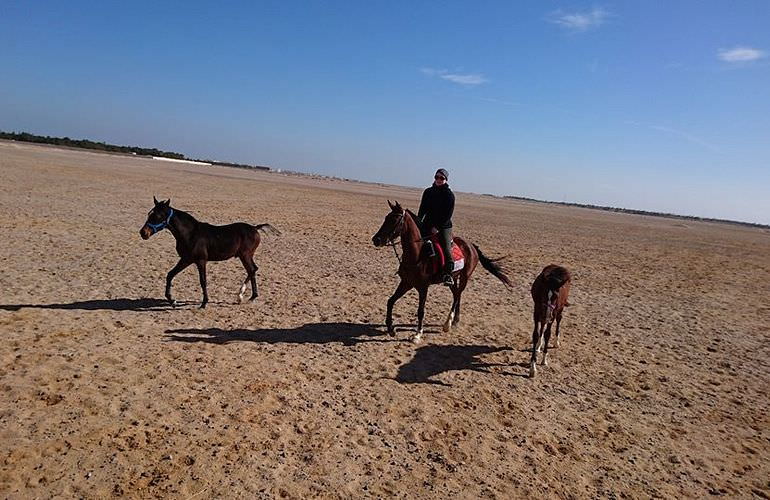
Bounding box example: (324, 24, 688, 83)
(1, 141, 769, 498)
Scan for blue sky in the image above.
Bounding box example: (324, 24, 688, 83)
(1, 1, 769, 223)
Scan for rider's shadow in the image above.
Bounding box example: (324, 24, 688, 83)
(165, 322, 398, 346)
(394, 344, 521, 386)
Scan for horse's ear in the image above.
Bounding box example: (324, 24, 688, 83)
(387, 200, 394, 210)
(394, 200, 402, 210)
(165, 198, 171, 206)
(153, 196, 159, 206)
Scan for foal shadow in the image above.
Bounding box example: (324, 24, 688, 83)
(0, 298, 180, 312)
(165, 322, 396, 346)
(395, 344, 525, 386)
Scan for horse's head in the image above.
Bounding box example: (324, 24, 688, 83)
(372, 200, 406, 247)
(140, 196, 174, 240)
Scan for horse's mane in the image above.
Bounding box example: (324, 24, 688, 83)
(404, 209, 423, 232)
(167, 206, 200, 226)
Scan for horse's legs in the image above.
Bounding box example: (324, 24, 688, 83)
(443, 284, 459, 333)
(555, 311, 563, 348)
(529, 317, 540, 378)
(195, 261, 209, 308)
(248, 257, 259, 301)
(238, 256, 258, 303)
(452, 274, 468, 327)
(536, 306, 546, 352)
(165, 259, 191, 305)
(541, 321, 554, 366)
(414, 285, 428, 343)
(386, 281, 411, 336)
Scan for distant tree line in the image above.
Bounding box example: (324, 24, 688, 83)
(499, 195, 768, 229)
(1, 130, 271, 171)
(196, 159, 271, 171)
(0, 130, 186, 159)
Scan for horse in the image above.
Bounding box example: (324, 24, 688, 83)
(529, 264, 571, 378)
(139, 197, 280, 308)
(371, 200, 512, 343)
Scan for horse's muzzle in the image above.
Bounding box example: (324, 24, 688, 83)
(372, 235, 384, 247)
(140, 226, 152, 240)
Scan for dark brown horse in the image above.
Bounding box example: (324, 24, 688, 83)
(140, 197, 280, 308)
(372, 200, 512, 342)
(529, 264, 571, 377)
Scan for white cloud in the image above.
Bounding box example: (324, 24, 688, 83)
(717, 46, 766, 63)
(548, 7, 609, 32)
(420, 67, 488, 86)
(419, 67, 443, 77)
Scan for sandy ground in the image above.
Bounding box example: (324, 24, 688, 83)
(0, 140, 769, 499)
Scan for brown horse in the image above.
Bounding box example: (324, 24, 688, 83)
(140, 197, 280, 308)
(372, 200, 512, 342)
(529, 264, 571, 377)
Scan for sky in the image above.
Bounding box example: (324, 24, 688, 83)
(1, 1, 769, 224)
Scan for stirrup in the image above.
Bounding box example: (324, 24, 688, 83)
(441, 273, 454, 286)
(425, 240, 436, 258)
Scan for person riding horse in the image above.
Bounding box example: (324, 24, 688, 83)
(417, 168, 455, 285)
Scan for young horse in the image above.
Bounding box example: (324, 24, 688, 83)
(140, 197, 280, 308)
(372, 200, 512, 343)
(529, 264, 571, 378)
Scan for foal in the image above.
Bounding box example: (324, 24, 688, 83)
(529, 265, 571, 378)
(140, 197, 280, 308)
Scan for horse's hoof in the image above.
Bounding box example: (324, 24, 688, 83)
(249, 295, 258, 302)
(168, 299, 178, 307)
(199, 303, 207, 310)
(529, 365, 537, 378)
(411, 332, 423, 344)
(442, 323, 451, 333)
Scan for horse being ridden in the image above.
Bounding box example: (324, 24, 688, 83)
(140, 197, 280, 308)
(372, 200, 512, 343)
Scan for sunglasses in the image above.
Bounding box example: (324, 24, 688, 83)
(434, 175, 446, 180)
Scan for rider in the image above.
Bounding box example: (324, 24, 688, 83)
(417, 168, 455, 285)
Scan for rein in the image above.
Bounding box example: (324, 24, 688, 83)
(147, 208, 174, 234)
(387, 211, 426, 267)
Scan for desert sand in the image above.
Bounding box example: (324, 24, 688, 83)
(1, 140, 768, 498)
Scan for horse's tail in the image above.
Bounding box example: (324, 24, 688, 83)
(473, 244, 513, 289)
(254, 223, 281, 236)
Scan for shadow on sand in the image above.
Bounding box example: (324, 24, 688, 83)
(0, 298, 184, 312)
(395, 344, 527, 386)
(165, 322, 398, 346)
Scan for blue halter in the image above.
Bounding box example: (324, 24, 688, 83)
(147, 208, 174, 234)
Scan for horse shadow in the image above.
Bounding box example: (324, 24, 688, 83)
(395, 344, 527, 386)
(165, 322, 398, 346)
(0, 298, 181, 312)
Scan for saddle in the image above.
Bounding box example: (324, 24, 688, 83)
(424, 234, 465, 275)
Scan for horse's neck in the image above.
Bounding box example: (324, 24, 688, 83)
(168, 209, 198, 241)
(400, 213, 423, 263)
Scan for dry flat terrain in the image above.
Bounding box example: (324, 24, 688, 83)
(1, 141, 769, 499)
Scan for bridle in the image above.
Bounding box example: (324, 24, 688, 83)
(384, 211, 407, 264)
(384, 210, 428, 265)
(146, 208, 174, 234)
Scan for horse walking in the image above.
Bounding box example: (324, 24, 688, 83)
(372, 200, 512, 342)
(529, 265, 571, 377)
(140, 197, 280, 308)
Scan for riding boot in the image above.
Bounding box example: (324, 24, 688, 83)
(438, 227, 454, 285)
